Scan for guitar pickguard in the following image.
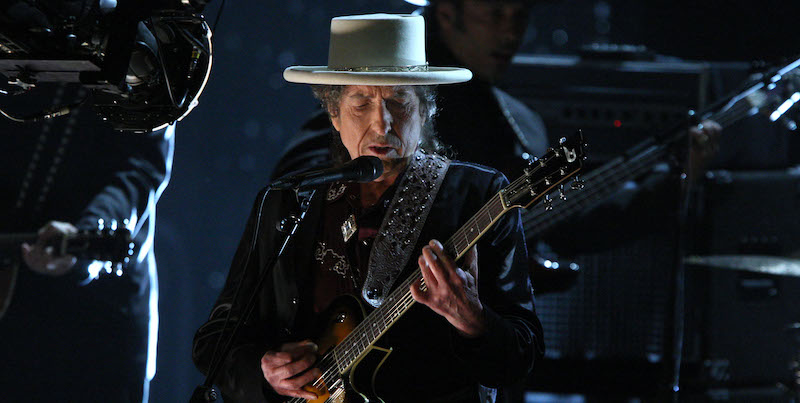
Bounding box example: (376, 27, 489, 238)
(349, 344, 392, 403)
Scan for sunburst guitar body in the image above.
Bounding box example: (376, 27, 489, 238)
(300, 295, 392, 403)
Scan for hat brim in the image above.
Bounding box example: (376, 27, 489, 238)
(283, 66, 472, 85)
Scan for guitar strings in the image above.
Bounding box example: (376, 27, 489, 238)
(288, 153, 555, 401)
(523, 148, 661, 235)
(304, 191, 513, 393)
(522, 101, 751, 237)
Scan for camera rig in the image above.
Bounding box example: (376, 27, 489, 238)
(0, 0, 214, 132)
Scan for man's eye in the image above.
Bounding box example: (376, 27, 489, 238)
(354, 103, 369, 110)
(387, 100, 407, 109)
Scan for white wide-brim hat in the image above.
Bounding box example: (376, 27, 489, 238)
(283, 14, 472, 86)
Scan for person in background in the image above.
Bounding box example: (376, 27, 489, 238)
(0, 83, 174, 403)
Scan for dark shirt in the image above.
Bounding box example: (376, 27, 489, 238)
(312, 182, 396, 313)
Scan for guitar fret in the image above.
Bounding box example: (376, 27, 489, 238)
(466, 220, 479, 244)
(481, 207, 492, 228)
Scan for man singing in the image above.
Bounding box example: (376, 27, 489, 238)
(193, 14, 543, 402)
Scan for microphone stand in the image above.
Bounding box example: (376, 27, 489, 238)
(190, 186, 317, 402)
(669, 112, 701, 402)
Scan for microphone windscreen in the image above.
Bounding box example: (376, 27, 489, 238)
(353, 156, 383, 181)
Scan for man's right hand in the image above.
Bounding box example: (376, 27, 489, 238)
(260, 340, 321, 400)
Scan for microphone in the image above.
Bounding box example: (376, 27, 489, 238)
(271, 156, 383, 190)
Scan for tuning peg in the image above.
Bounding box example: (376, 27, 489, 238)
(110, 219, 118, 230)
(544, 177, 552, 186)
(559, 184, 568, 200)
(559, 137, 567, 144)
(571, 175, 585, 190)
(543, 195, 553, 211)
(97, 218, 105, 230)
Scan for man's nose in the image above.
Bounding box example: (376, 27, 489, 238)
(371, 101, 393, 136)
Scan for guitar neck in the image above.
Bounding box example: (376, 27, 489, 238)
(328, 193, 509, 373)
(522, 98, 754, 240)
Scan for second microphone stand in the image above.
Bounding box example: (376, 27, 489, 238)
(191, 186, 316, 402)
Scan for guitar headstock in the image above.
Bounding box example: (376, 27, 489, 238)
(500, 130, 587, 210)
(64, 220, 134, 274)
(741, 57, 800, 130)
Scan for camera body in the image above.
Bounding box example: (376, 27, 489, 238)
(0, 0, 213, 132)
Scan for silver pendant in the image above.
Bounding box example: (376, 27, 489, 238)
(341, 213, 357, 243)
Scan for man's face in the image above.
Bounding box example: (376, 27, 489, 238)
(436, 0, 531, 82)
(330, 85, 424, 180)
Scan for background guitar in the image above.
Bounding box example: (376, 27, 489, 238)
(0, 223, 134, 318)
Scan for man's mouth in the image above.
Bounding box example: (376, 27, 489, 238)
(369, 146, 394, 155)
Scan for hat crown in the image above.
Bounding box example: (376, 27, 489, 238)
(327, 14, 426, 69)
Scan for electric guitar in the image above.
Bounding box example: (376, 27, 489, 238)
(521, 56, 800, 241)
(0, 224, 134, 318)
(286, 132, 586, 403)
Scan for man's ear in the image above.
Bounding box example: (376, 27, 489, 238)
(435, 2, 457, 32)
(330, 113, 341, 132)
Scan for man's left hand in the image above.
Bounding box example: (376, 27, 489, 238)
(410, 240, 487, 338)
(688, 119, 722, 179)
(21, 221, 78, 276)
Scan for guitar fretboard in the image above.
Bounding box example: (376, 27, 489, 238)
(328, 192, 507, 372)
(522, 97, 755, 239)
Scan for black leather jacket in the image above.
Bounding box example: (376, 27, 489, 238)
(193, 161, 544, 402)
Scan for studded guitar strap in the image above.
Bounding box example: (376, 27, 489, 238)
(361, 151, 450, 308)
